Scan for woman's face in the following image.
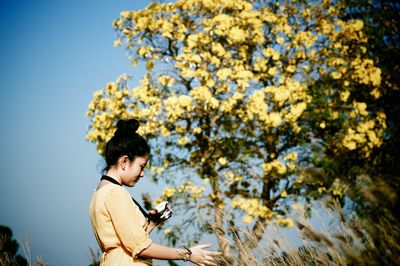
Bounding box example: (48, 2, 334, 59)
(122, 154, 149, 187)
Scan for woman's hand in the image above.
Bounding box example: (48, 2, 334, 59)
(188, 244, 220, 266)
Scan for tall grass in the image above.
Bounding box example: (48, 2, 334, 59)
(0, 233, 48, 266)
(87, 201, 399, 265)
(217, 201, 399, 265)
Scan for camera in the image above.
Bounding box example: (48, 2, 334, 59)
(150, 201, 172, 223)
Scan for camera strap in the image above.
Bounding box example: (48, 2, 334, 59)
(100, 175, 149, 220)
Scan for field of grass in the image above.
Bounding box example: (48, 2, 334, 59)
(2, 201, 398, 265)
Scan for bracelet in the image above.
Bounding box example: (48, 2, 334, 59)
(181, 246, 192, 262)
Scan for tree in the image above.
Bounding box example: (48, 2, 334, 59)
(86, 0, 390, 262)
(339, 0, 400, 218)
(333, 1, 400, 264)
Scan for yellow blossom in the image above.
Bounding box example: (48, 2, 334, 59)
(113, 39, 122, 47)
(177, 136, 190, 146)
(269, 112, 282, 128)
(193, 127, 202, 134)
(340, 90, 350, 102)
(229, 26, 247, 43)
(277, 36, 285, 45)
(284, 152, 298, 161)
(218, 157, 228, 166)
(161, 127, 170, 136)
(159, 75, 175, 87)
(268, 67, 277, 76)
(331, 71, 342, 79)
(243, 215, 253, 224)
(162, 187, 176, 198)
(277, 217, 293, 228)
(164, 228, 172, 236)
(286, 65, 296, 73)
(370, 88, 381, 99)
(353, 101, 368, 116)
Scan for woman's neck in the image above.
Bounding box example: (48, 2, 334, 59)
(104, 169, 122, 184)
(95, 170, 122, 190)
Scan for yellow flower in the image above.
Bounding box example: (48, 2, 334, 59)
(243, 215, 253, 224)
(353, 101, 368, 116)
(262, 162, 272, 173)
(193, 127, 202, 134)
(159, 75, 175, 87)
(286, 65, 296, 73)
(277, 218, 293, 228)
(370, 88, 381, 99)
(269, 112, 282, 127)
(331, 71, 342, 79)
(340, 90, 350, 102)
(277, 36, 285, 45)
(229, 27, 246, 43)
(178, 95, 192, 107)
(217, 68, 232, 80)
(333, 188, 342, 196)
(268, 67, 277, 76)
(342, 139, 357, 150)
(218, 157, 228, 166)
(367, 130, 379, 145)
(162, 187, 176, 198)
(120, 11, 133, 19)
(146, 60, 155, 70)
(284, 152, 298, 161)
(157, 167, 164, 175)
(113, 39, 122, 47)
(177, 136, 190, 146)
(161, 127, 170, 136)
(164, 228, 172, 236)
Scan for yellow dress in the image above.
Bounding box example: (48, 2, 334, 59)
(89, 183, 153, 265)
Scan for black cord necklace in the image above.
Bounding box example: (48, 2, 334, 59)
(100, 175, 149, 220)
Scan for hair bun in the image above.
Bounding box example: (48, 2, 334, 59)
(114, 119, 139, 137)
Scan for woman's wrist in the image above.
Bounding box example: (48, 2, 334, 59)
(178, 246, 192, 262)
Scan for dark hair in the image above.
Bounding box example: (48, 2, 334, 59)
(104, 119, 150, 172)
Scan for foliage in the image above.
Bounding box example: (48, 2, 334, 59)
(0, 225, 28, 266)
(337, 0, 400, 216)
(86, 0, 392, 262)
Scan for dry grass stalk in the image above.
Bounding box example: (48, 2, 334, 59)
(212, 201, 398, 265)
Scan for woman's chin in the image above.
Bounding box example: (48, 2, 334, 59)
(130, 180, 139, 187)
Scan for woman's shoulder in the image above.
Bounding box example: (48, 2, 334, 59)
(93, 183, 130, 199)
(101, 184, 133, 202)
(95, 182, 125, 192)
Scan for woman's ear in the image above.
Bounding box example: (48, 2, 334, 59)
(118, 155, 129, 171)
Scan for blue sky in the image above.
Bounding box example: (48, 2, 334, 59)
(0, 0, 157, 265)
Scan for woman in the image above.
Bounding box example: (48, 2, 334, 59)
(89, 119, 219, 265)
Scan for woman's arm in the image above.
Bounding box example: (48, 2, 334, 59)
(139, 242, 220, 265)
(138, 242, 187, 260)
